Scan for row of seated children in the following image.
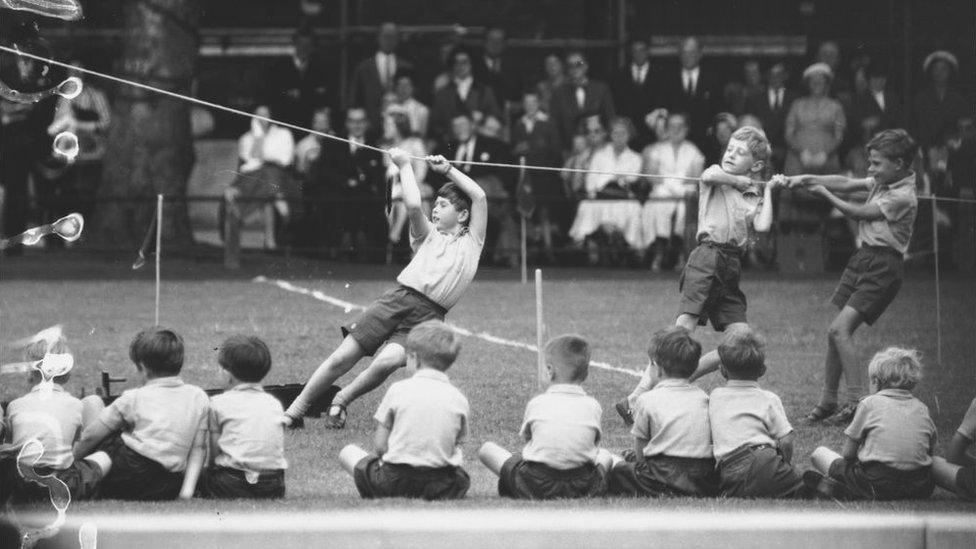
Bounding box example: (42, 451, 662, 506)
(2, 322, 973, 503)
(1, 328, 286, 502)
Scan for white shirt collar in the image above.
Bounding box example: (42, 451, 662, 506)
(414, 368, 451, 383)
(546, 383, 587, 395)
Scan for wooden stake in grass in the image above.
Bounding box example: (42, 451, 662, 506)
(535, 268, 545, 391)
(155, 193, 163, 326)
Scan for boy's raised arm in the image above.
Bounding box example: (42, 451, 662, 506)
(701, 165, 754, 191)
(787, 174, 872, 194)
(428, 155, 488, 243)
(753, 176, 780, 232)
(809, 185, 884, 221)
(390, 148, 429, 242)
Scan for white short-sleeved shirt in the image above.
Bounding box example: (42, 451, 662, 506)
(708, 380, 793, 461)
(858, 173, 918, 254)
(643, 141, 705, 198)
(209, 383, 288, 473)
(696, 179, 762, 248)
(957, 397, 976, 442)
(520, 384, 603, 470)
(7, 384, 83, 469)
(396, 220, 484, 310)
(632, 379, 712, 459)
(585, 143, 643, 198)
(97, 376, 210, 472)
(374, 368, 469, 468)
(845, 388, 935, 470)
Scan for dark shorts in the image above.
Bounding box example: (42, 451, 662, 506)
(0, 454, 103, 503)
(199, 466, 285, 499)
(831, 246, 903, 325)
(717, 444, 804, 499)
(498, 455, 606, 500)
(342, 285, 447, 356)
(608, 455, 718, 497)
(353, 456, 469, 500)
(98, 434, 183, 501)
(678, 242, 746, 331)
(957, 465, 975, 501)
(827, 459, 933, 501)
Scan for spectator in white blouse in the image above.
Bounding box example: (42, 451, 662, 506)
(585, 117, 642, 198)
(385, 73, 429, 138)
(223, 105, 295, 269)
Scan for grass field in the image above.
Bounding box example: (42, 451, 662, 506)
(1, 250, 975, 515)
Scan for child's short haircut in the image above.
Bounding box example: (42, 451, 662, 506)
(436, 183, 473, 224)
(25, 338, 71, 384)
(717, 326, 766, 380)
(129, 327, 184, 376)
(868, 347, 922, 390)
(218, 335, 272, 383)
(867, 129, 918, 168)
(649, 326, 701, 379)
(729, 126, 771, 164)
(406, 320, 461, 371)
(546, 334, 590, 382)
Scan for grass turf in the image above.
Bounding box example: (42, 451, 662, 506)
(1, 251, 974, 514)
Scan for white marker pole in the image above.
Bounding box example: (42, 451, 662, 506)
(155, 194, 163, 326)
(520, 157, 528, 284)
(931, 198, 942, 367)
(535, 268, 545, 391)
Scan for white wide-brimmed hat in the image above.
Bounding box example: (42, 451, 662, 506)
(802, 62, 834, 80)
(922, 50, 958, 73)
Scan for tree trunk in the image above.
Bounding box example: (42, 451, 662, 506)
(96, 0, 199, 249)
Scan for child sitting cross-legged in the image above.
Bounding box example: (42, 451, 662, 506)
(709, 327, 807, 498)
(338, 320, 470, 500)
(807, 347, 936, 501)
(73, 328, 210, 501)
(932, 394, 976, 501)
(479, 334, 611, 500)
(190, 335, 287, 499)
(606, 326, 718, 497)
(1, 337, 109, 503)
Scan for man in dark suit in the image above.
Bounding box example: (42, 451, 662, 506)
(274, 28, 332, 131)
(311, 107, 385, 261)
(478, 26, 522, 111)
(348, 22, 414, 130)
(853, 60, 903, 132)
(549, 50, 616, 153)
(611, 38, 658, 150)
(430, 48, 502, 145)
(660, 36, 719, 150)
(436, 111, 517, 266)
(745, 61, 797, 172)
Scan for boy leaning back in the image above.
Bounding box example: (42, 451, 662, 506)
(338, 320, 470, 500)
(787, 129, 918, 425)
(618, 126, 778, 423)
(285, 149, 487, 429)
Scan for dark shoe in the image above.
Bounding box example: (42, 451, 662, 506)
(802, 470, 845, 499)
(802, 403, 837, 424)
(825, 403, 858, 426)
(324, 404, 347, 429)
(615, 399, 634, 427)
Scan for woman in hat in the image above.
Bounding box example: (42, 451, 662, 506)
(912, 50, 969, 149)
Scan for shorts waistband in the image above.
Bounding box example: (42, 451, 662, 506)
(718, 443, 775, 467)
(217, 466, 285, 480)
(698, 239, 744, 254)
(383, 461, 460, 475)
(524, 460, 598, 477)
(860, 245, 902, 257)
(398, 284, 448, 316)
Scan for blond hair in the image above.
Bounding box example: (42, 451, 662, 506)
(868, 347, 923, 390)
(406, 320, 461, 371)
(730, 126, 771, 164)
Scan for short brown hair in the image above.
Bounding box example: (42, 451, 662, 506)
(406, 320, 461, 371)
(129, 327, 184, 376)
(546, 334, 591, 382)
(718, 326, 766, 380)
(867, 129, 918, 168)
(649, 326, 701, 378)
(218, 335, 272, 383)
(729, 126, 771, 164)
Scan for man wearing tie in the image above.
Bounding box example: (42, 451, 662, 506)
(661, 36, 718, 150)
(349, 22, 414, 131)
(430, 48, 503, 144)
(854, 60, 903, 132)
(746, 61, 797, 172)
(479, 26, 521, 108)
(549, 50, 616, 153)
(611, 38, 659, 150)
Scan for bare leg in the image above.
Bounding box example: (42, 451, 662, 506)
(223, 191, 242, 269)
(818, 334, 843, 409)
(332, 343, 407, 408)
(687, 321, 748, 383)
(626, 363, 657, 407)
(263, 203, 277, 250)
(595, 448, 615, 472)
(80, 395, 104, 427)
(83, 451, 112, 476)
(675, 313, 698, 332)
(478, 442, 512, 476)
(931, 456, 962, 496)
(285, 335, 366, 418)
(810, 447, 843, 475)
(339, 444, 370, 476)
(827, 306, 865, 406)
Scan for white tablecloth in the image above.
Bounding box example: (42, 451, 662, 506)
(569, 199, 646, 249)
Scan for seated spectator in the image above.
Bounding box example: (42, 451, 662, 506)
(912, 50, 970, 151)
(381, 109, 431, 262)
(559, 116, 604, 234)
(702, 112, 737, 169)
(511, 91, 563, 262)
(294, 106, 333, 176)
(536, 53, 566, 114)
(478, 26, 521, 109)
(223, 105, 295, 269)
(854, 60, 903, 132)
(568, 117, 644, 265)
(932, 394, 976, 501)
(745, 61, 796, 173)
(387, 72, 429, 138)
(641, 112, 705, 272)
(723, 59, 763, 116)
(431, 48, 502, 145)
(550, 51, 616, 153)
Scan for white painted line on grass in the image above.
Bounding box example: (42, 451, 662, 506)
(254, 276, 640, 378)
